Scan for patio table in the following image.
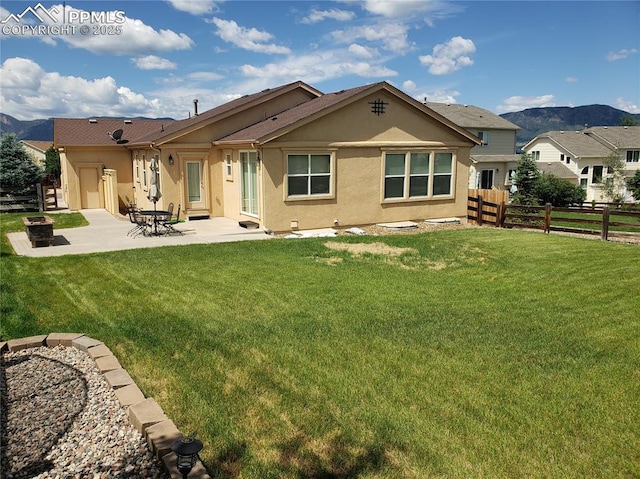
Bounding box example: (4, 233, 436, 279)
(139, 210, 171, 236)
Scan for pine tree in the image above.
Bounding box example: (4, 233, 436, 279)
(512, 153, 541, 205)
(0, 133, 44, 194)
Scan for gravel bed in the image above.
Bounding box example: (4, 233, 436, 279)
(0, 345, 169, 479)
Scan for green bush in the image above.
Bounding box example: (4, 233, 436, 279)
(534, 173, 586, 206)
(627, 170, 640, 201)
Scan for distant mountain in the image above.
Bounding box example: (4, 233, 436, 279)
(0, 114, 53, 141)
(500, 105, 640, 146)
(1, 114, 175, 142)
(3, 105, 639, 146)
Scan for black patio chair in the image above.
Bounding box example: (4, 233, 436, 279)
(126, 205, 141, 236)
(129, 209, 151, 237)
(159, 204, 182, 235)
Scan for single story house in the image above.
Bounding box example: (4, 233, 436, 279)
(523, 126, 640, 202)
(54, 81, 481, 233)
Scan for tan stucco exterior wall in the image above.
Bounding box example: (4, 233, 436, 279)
(61, 147, 132, 211)
(256, 93, 474, 232)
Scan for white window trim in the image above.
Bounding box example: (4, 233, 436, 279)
(224, 153, 233, 181)
(141, 154, 147, 189)
(381, 150, 455, 203)
(284, 151, 336, 201)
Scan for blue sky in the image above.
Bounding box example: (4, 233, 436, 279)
(1, 0, 638, 121)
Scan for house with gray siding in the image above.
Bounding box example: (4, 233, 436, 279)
(425, 102, 521, 190)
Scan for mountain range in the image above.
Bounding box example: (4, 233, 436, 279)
(2, 104, 639, 145)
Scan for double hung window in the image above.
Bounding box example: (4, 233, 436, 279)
(287, 153, 332, 197)
(383, 151, 453, 200)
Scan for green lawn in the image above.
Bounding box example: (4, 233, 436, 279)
(1, 221, 639, 478)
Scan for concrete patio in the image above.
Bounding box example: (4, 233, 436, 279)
(7, 209, 272, 257)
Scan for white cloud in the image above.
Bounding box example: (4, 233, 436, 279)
(0, 57, 165, 119)
(348, 43, 378, 59)
(165, 0, 220, 15)
(422, 90, 460, 103)
(565, 77, 578, 83)
(187, 71, 224, 82)
(359, 0, 463, 26)
(606, 48, 638, 61)
(332, 23, 411, 54)
(496, 94, 556, 113)
(615, 97, 640, 114)
(402, 80, 417, 92)
(238, 49, 397, 87)
(400, 81, 460, 104)
(209, 17, 291, 54)
(419, 36, 475, 75)
(301, 8, 356, 24)
(132, 55, 177, 70)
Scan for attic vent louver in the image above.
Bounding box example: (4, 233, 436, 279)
(89, 119, 97, 123)
(369, 98, 388, 116)
(124, 119, 132, 124)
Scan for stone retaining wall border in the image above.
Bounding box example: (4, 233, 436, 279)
(1, 333, 210, 479)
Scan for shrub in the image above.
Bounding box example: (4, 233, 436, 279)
(534, 173, 586, 206)
(627, 170, 640, 201)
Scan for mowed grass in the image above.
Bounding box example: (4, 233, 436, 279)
(1, 225, 639, 478)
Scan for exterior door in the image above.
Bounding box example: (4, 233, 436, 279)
(79, 167, 101, 209)
(480, 169, 494, 189)
(185, 160, 205, 210)
(240, 151, 259, 217)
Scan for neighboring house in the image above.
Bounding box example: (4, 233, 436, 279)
(523, 126, 640, 202)
(425, 102, 520, 190)
(54, 81, 481, 233)
(21, 140, 52, 167)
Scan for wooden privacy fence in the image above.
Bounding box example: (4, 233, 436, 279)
(0, 183, 57, 213)
(468, 193, 640, 241)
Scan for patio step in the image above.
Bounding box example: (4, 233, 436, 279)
(186, 210, 210, 220)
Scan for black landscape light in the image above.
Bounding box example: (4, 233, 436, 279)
(171, 436, 203, 479)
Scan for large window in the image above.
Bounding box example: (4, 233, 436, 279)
(383, 151, 453, 200)
(287, 153, 332, 197)
(592, 165, 603, 184)
(627, 150, 640, 163)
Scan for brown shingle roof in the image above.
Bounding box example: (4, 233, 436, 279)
(54, 118, 167, 147)
(216, 83, 374, 143)
(217, 82, 481, 145)
(21, 140, 53, 152)
(131, 80, 322, 145)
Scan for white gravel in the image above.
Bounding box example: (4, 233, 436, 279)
(1, 345, 169, 479)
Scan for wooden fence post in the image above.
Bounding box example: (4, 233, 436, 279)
(499, 201, 506, 227)
(544, 203, 552, 233)
(601, 206, 610, 241)
(477, 195, 483, 226)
